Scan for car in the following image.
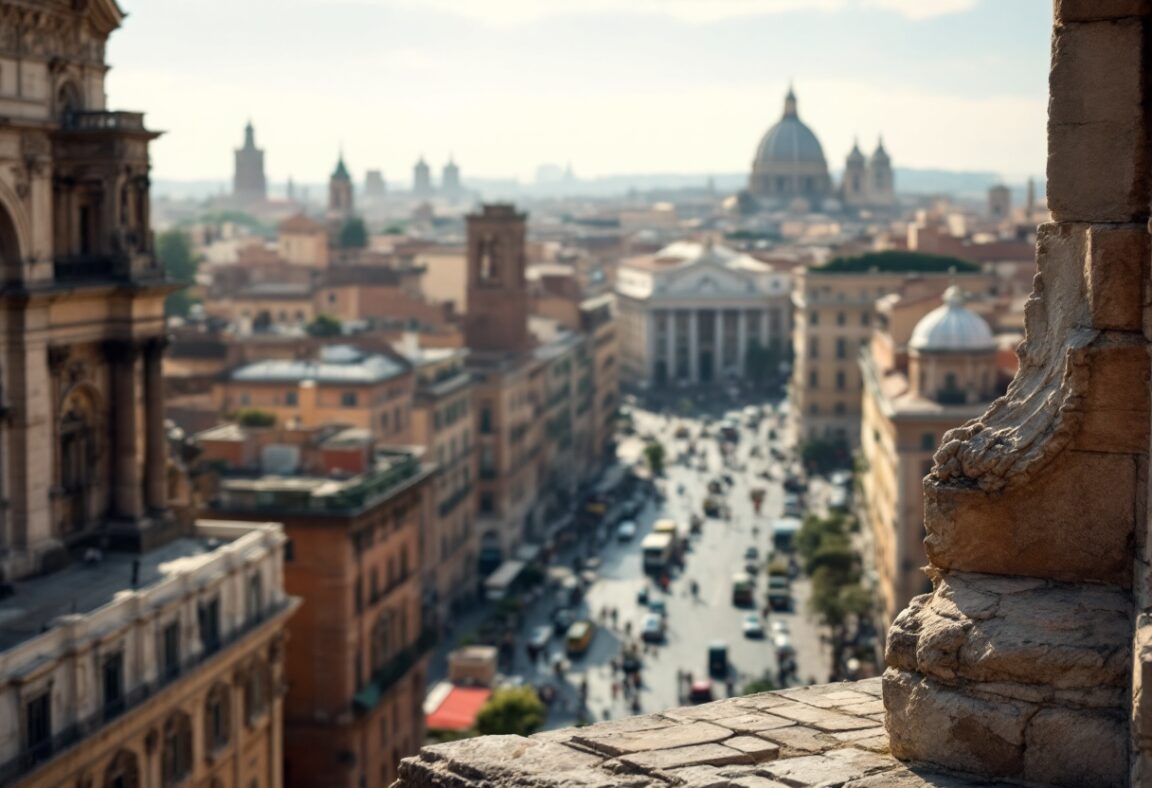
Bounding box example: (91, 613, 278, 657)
(648, 598, 668, 617)
(641, 613, 665, 643)
(773, 632, 796, 658)
(743, 546, 760, 562)
(637, 586, 650, 605)
(617, 520, 638, 541)
(552, 608, 576, 636)
(688, 679, 714, 704)
(770, 619, 791, 636)
(528, 625, 552, 650)
(742, 613, 765, 638)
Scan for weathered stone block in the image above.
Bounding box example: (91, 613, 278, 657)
(1074, 340, 1150, 452)
(616, 742, 753, 771)
(1084, 224, 1148, 331)
(883, 669, 1027, 777)
(1055, 0, 1152, 22)
(761, 748, 894, 785)
(1048, 121, 1148, 223)
(574, 720, 732, 756)
(1023, 707, 1126, 786)
(401, 735, 610, 787)
(722, 736, 781, 762)
(1049, 20, 1145, 127)
(713, 712, 797, 733)
(924, 450, 1134, 585)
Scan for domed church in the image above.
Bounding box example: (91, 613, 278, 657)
(747, 87, 896, 212)
(748, 87, 833, 207)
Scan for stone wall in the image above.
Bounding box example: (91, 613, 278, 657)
(882, 3, 1152, 786)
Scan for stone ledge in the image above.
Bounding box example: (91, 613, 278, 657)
(393, 679, 992, 787)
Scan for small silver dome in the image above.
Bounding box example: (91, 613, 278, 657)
(909, 286, 995, 352)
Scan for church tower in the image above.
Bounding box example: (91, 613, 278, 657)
(328, 153, 354, 218)
(842, 138, 868, 209)
(442, 157, 461, 194)
(233, 121, 267, 205)
(413, 156, 433, 196)
(866, 137, 896, 208)
(464, 204, 531, 355)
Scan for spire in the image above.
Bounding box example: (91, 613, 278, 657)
(783, 83, 798, 118)
(332, 150, 350, 180)
(243, 120, 255, 148)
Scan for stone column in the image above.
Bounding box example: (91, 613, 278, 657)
(143, 337, 168, 513)
(665, 310, 677, 382)
(760, 309, 769, 346)
(737, 309, 749, 377)
(883, 6, 1151, 787)
(713, 310, 724, 380)
(104, 339, 144, 522)
(688, 310, 699, 383)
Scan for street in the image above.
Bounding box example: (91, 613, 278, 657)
(430, 394, 834, 731)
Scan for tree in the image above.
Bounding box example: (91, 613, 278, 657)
(741, 673, 777, 696)
(338, 217, 368, 249)
(306, 313, 343, 337)
(643, 441, 665, 475)
(799, 437, 850, 475)
(157, 229, 199, 317)
(474, 687, 546, 736)
(234, 409, 276, 428)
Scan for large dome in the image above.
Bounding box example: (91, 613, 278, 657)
(754, 89, 827, 166)
(910, 286, 996, 353)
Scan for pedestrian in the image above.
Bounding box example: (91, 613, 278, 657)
(725, 678, 735, 697)
(611, 681, 619, 699)
(610, 607, 619, 627)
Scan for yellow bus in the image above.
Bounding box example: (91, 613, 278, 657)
(565, 620, 595, 656)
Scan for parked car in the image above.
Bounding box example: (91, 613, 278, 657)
(641, 613, 665, 643)
(529, 625, 552, 650)
(773, 632, 796, 659)
(743, 546, 760, 562)
(648, 598, 668, 617)
(617, 520, 638, 541)
(708, 641, 729, 677)
(742, 613, 765, 639)
(552, 607, 576, 636)
(688, 679, 715, 704)
(636, 586, 650, 605)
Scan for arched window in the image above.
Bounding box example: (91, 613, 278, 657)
(56, 81, 83, 123)
(104, 749, 139, 788)
(205, 683, 231, 752)
(244, 661, 270, 724)
(161, 712, 192, 786)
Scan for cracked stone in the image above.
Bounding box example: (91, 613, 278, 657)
(616, 743, 754, 771)
(713, 713, 798, 733)
(761, 748, 895, 785)
(575, 721, 733, 756)
(723, 736, 781, 762)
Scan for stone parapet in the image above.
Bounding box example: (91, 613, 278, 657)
(393, 679, 992, 787)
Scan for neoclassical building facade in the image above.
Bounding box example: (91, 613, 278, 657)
(616, 241, 791, 389)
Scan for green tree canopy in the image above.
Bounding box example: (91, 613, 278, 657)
(157, 229, 199, 317)
(474, 687, 546, 736)
(643, 441, 666, 475)
(813, 251, 980, 275)
(235, 409, 276, 428)
(338, 217, 369, 249)
(306, 313, 343, 337)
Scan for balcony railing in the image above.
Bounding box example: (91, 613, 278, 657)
(52, 256, 119, 282)
(0, 599, 292, 785)
(354, 627, 438, 713)
(62, 111, 146, 132)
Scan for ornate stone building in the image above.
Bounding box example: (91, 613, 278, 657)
(858, 286, 1008, 628)
(329, 154, 354, 220)
(841, 138, 895, 211)
(0, 0, 176, 582)
(233, 121, 268, 206)
(615, 241, 791, 389)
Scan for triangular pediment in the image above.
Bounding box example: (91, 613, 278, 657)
(656, 260, 755, 297)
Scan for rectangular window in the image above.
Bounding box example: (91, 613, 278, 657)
(809, 339, 819, 359)
(836, 312, 846, 326)
(835, 371, 846, 391)
(808, 370, 818, 389)
(162, 621, 181, 680)
(199, 597, 221, 655)
(921, 432, 936, 451)
(103, 651, 124, 718)
(479, 405, 493, 434)
(284, 390, 298, 406)
(809, 310, 819, 326)
(836, 339, 846, 360)
(479, 493, 495, 514)
(284, 538, 295, 562)
(25, 693, 51, 762)
(861, 312, 871, 327)
(341, 391, 358, 407)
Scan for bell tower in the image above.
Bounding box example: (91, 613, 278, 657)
(464, 204, 530, 354)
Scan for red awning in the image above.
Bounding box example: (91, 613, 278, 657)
(426, 687, 492, 732)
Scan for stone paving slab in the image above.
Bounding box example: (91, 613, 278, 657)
(395, 681, 1003, 787)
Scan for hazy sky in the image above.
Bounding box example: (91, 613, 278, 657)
(107, 0, 1051, 186)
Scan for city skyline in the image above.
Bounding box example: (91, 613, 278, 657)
(108, 0, 1049, 185)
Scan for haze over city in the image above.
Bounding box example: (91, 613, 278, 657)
(107, 0, 1051, 185)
